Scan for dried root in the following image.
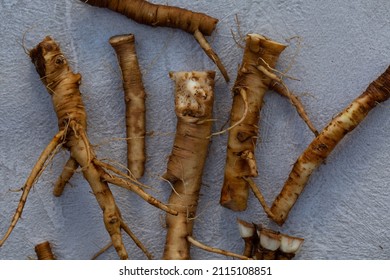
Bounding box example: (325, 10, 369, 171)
(0, 36, 177, 260)
(162, 71, 215, 259)
(80, 0, 229, 81)
(269, 66, 390, 225)
(110, 34, 146, 179)
(220, 34, 286, 211)
(35, 241, 56, 260)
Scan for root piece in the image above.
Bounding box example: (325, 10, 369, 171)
(162, 71, 215, 260)
(35, 241, 56, 260)
(0, 36, 176, 260)
(220, 34, 286, 211)
(270, 66, 390, 225)
(80, 0, 229, 81)
(187, 236, 252, 260)
(237, 219, 258, 258)
(270, 81, 319, 136)
(237, 219, 304, 260)
(193, 30, 229, 82)
(110, 34, 146, 179)
(53, 157, 78, 197)
(0, 129, 65, 246)
(101, 173, 177, 215)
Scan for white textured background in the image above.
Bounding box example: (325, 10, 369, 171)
(0, 0, 389, 260)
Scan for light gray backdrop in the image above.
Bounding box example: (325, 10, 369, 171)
(0, 0, 389, 259)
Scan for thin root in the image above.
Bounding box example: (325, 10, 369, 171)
(270, 81, 319, 136)
(0, 129, 66, 246)
(120, 221, 153, 260)
(187, 236, 252, 260)
(243, 177, 278, 222)
(100, 173, 178, 216)
(91, 241, 113, 260)
(193, 29, 229, 82)
(209, 89, 248, 137)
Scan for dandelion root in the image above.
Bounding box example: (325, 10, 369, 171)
(270, 65, 390, 225)
(80, 0, 229, 81)
(0, 36, 177, 259)
(162, 71, 215, 259)
(110, 34, 146, 179)
(220, 34, 286, 211)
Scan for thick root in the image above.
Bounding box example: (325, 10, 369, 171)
(220, 34, 286, 211)
(163, 71, 215, 260)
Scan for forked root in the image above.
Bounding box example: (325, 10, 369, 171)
(1, 36, 178, 260)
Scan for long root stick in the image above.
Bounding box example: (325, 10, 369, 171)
(270, 66, 390, 225)
(80, 0, 229, 81)
(0, 129, 65, 246)
(220, 34, 286, 211)
(162, 71, 215, 259)
(1, 36, 175, 259)
(110, 34, 146, 179)
(187, 236, 252, 260)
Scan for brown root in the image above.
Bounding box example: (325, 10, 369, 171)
(1, 36, 177, 260)
(193, 30, 230, 82)
(109, 34, 146, 179)
(81, 0, 229, 81)
(163, 71, 215, 260)
(187, 236, 252, 260)
(270, 66, 390, 225)
(220, 34, 286, 211)
(270, 81, 319, 136)
(35, 241, 56, 260)
(0, 129, 65, 247)
(53, 157, 78, 197)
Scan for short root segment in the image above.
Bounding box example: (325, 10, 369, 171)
(35, 241, 56, 260)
